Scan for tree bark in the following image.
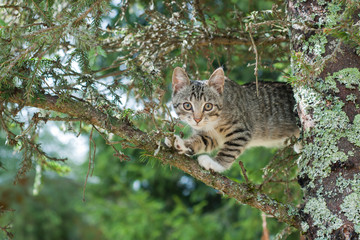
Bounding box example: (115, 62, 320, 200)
(288, 0, 360, 239)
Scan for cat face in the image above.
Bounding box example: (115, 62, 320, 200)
(171, 67, 224, 130)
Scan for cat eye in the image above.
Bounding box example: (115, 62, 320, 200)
(183, 102, 192, 111)
(203, 103, 213, 111)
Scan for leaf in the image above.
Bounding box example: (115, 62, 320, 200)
(0, 19, 6, 26)
(89, 46, 107, 69)
(96, 46, 107, 58)
(88, 48, 97, 68)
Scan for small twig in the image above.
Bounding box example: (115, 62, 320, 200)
(239, 161, 249, 183)
(36, 116, 82, 122)
(193, 0, 209, 32)
(94, 69, 128, 80)
(0, 207, 14, 239)
(154, 139, 162, 156)
(0, 4, 31, 11)
(261, 212, 270, 240)
(73, 0, 103, 26)
(114, 0, 128, 24)
(247, 23, 259, 96)
(250, 20, 287, 29)
(83, 127, 96, 202)
(31, 0, 53, 26)
(260, 142, 299, 190)
(196, 36, 287, 47)
(0, 106, 17, 139)
(274, 226, 293, 240)
(21, 24, 67, 39)
(36, 113, 84, 138)
(76, 121, 82, 138)
(27, 140, 67, 162)
(266, 178, 298, 184)
(320, 40, 342, 67)
(1, 111, 67, 162)
(14, 113, 39, 140)
(93, 125, 129, 161)
(0, 224, 14, 239)
(0, 44, 37, 81)
(164, 104, 174, 123)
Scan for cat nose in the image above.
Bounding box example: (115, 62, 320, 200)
(194, 118, 202, 123)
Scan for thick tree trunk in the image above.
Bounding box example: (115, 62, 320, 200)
(288, 1, 360, 239)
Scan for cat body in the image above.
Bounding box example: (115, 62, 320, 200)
(168, 67, 300, 172)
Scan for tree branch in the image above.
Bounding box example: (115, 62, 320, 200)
(196, 35, 288, 47)
(0, 88, 301, 229)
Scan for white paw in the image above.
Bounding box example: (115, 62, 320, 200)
(165, 135, 192, 155)
(294, 142, 303, 153)
(164, 137, 172, 148)
(174, 135, 191, 154)
(197, 155, 226, 173)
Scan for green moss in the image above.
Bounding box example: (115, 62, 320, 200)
(339, 174, 360, 234)
(301, 221, 309, 232)
(356, 225, 360, 235)
(324, 68, 360, 91)
(326, 2, 342, 28)
(294, 68, 360, 185)
(348, 114, 360, 147)
(340, 193, 360, 233)
(304, 197, 343, 238)
(346, 94, 357, 103)
(295, 85, 349, 183)
(302, 34, 328, 58)
(335, 176, 351, 193)
(317, 0, 327, 5)
(346, 174, 360, 193)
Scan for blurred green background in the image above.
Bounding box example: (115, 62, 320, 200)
(0, 129, 300, 240)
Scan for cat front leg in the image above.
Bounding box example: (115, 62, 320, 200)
(165, 135, 192, 155)
(198, 155, 227, 172)
(174, 135, 195, 155)
(166, 133, 218, 156)
(197, 127, 251, 172)
(165, 135, 196, 155)
(197, 145, 246, 172)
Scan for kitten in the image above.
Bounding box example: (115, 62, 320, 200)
(167, 67, 300, 172)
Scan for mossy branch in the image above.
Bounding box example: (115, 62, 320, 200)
(0, 88, 302, 229)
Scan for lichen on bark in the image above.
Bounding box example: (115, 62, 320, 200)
(288, 0, 360, 238)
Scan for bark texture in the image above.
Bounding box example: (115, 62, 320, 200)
(288, 0, 360, 239)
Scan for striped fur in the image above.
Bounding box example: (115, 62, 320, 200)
(171, 67, 300, 172)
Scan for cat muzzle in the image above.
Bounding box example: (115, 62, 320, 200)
(194, 118, 202, 123)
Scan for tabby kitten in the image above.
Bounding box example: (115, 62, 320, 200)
(167, 67, 300, 172)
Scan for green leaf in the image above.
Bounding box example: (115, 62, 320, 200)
(0, 19, 6, 26)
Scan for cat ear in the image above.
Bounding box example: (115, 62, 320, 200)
(208, 68, 225, 94)
(172, 67, 190, 93)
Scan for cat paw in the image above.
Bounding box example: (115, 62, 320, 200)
(165, 135, 194, 155)
(164, 137, 172, 148)
(197, 155, 226, 173)
(294, 142, 303, 153)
